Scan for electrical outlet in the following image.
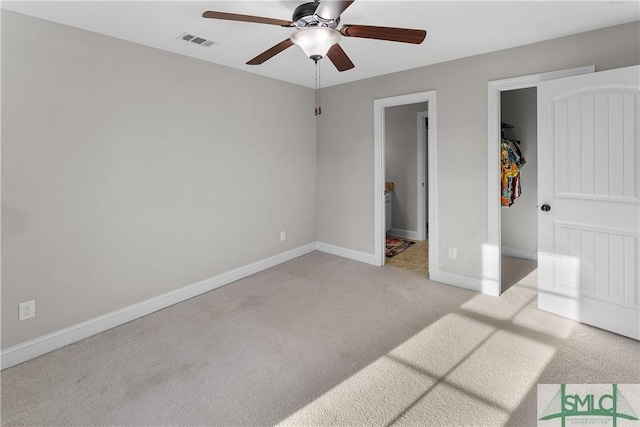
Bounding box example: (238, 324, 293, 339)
(448, 247, 457, 260)
(19, 300, 36, 321)
(280, 231, 286, 241)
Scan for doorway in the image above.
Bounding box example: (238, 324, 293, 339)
(499, 88, 538, 292)
(384, 104, 427, 240)
(383, 104, 429, 274)
(486, 66, 595, 296)
(373, 90, 437, 274)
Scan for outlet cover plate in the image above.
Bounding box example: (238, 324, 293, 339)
(19, 300, 35, 321)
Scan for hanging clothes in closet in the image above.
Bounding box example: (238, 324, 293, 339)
(501, 137, 526, 207)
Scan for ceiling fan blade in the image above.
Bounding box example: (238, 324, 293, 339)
(340, 25, 426, 44)
(247, 39, 294, 65)
(202, 11, 294, 27)
(314, 1, 355, 20)
(327, 43, 355, 72)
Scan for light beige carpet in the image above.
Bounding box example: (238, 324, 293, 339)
(1, 252, 638, 426)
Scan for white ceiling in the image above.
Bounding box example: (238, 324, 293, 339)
(3, 1, 639, 88)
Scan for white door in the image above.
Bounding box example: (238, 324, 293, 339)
(538, 65, 640, 340)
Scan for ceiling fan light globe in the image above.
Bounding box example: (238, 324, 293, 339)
(291, 27, 341, 60)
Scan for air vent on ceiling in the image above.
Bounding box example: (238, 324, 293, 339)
(177, 32, 215, 47)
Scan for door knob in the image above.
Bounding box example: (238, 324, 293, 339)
(541, 204, 551, 212)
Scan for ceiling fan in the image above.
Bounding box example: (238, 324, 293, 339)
(202, 0, 427, 72)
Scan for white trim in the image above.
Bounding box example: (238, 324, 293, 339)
(1, 243, 316, 369)
(315, 242, 377, 265)
(374, 91, 437, 273)
(429, 270, 485, 294)
(501, 246, 538, 261)
(487, 66, 594, 296)
(417, 111, 429, 241)
(389, 228, 420, 241)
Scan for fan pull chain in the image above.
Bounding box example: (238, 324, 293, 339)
(318, 61, 322, 115)
(315, 60, 322, 116)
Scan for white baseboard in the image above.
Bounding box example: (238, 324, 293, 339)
(5, 240, 472, 369)
(502, 246, 538, 261)
(389, 228, 421, 241)
(315, 242, 378, 266)
(1, 243, 316, 370)
(429, 269, 499, 297)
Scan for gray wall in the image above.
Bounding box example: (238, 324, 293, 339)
(501, 88, 538, 253)
(1, 11, 317, 349)
(317, 21, 640, 278)
(385, 102, 427, 233)
(3, 11, 639, 351)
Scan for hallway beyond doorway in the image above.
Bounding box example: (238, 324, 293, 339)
(385, 238, 428, 275)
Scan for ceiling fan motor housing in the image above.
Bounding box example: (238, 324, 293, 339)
(293, 2, 339, 29)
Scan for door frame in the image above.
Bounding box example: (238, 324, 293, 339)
(486, 66, 595, 295)
(373, 90, 437, 268)
(417, 111, 429, 241)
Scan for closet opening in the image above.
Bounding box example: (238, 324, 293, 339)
(500, 88, 538, 293)
(487, 66, 594, 297)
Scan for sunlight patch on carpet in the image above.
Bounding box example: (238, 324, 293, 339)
(277, 356, 435, 426)
(277, 289, 560, 427)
